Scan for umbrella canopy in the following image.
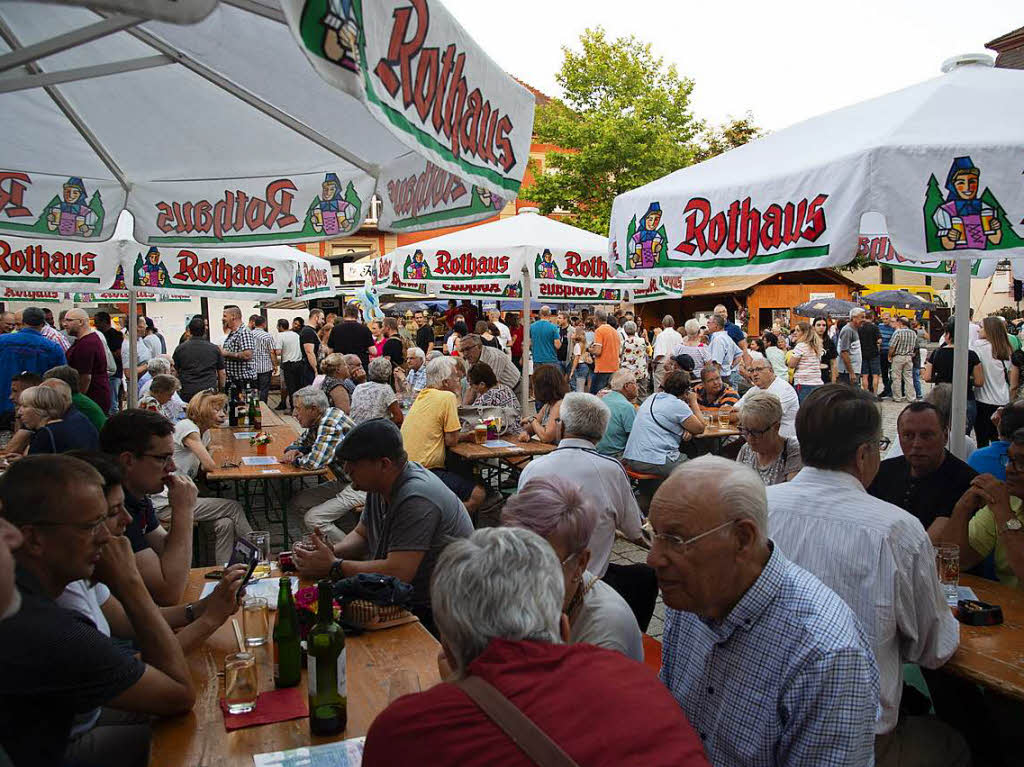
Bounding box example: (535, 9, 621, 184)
(371, 209, 643, 291)
(861, 289, 934, 311)
(792, 298, 861, 319)
(609, 55, 1024, 279)
(0, 1, 534, 245)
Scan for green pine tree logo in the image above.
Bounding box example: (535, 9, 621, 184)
(923, 172, 1024, 253)
(534, 250, 561, 280)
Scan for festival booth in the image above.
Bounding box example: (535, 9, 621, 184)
(609, 54, 1024, 454)
(369, 208, 647, 408)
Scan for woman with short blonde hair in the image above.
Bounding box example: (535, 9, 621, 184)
(319, 353, 352, 412)
(735, 391, 801, 486)
(21, 384, 99, 454)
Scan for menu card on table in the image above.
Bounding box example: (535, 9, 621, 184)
(253, 737, 364, 766)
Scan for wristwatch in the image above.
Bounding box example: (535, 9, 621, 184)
(329, 558, 345, 581)
(1002, 518, 1023, 533)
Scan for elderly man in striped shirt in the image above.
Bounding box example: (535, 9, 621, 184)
(650, 455, 878, 767)
(887, 317, 918, 403)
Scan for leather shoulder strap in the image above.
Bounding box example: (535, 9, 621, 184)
(454, 676, 579, 767)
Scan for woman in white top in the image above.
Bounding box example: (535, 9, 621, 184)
(501, 475, 644, 662)
(150, 391, 252, 564)
(787, 320, 825, 403)
(672, 318, 711, 378)
(972, 316, 1016, 447)
(349, 357, 403, 425)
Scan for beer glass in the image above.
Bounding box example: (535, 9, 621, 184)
(718, 406, 732, 429)
(934, 544, 960, 605)
(950, 217, 966, 243)
(224, 652, 258, 714)
(981, 207, 996, 235)
(247, 530, 272, 579)
(242, 597, 270, 647)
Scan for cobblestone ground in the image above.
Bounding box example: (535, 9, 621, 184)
(624, 395, 915, 641)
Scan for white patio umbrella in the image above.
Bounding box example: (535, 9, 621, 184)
(0, 0, 534, 244)
(609, 54, 1024, 454)
(371, 208, 645, 409)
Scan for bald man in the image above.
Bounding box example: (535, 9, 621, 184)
(65, 309, 111, 412)
(0, 312, 15, 334)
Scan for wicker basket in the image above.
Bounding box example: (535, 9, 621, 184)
(343, 599, 418, 630)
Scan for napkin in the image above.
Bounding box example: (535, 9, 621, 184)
(220, 686, 308, 730)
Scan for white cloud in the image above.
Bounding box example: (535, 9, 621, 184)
(445, 0, 1019, 131)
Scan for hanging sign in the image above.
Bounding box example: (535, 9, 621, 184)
(0, 233, 121, 291)
(0, 172, 123, 243)
(376, 157, 504, 232)
(859, 233, 995, 278)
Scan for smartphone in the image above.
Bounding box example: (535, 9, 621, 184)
(228, 536, 260, 595)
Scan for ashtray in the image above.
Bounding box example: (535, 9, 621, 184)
(956, 599, 1004, 626)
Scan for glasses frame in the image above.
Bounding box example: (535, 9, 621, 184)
(738, 421, 779, 438)
(28, 513, 110, 536)
(651, 519, 737, 554)
(141, 452, 174, 466)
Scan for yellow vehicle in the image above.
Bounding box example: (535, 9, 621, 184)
(860, 284, 946, 320)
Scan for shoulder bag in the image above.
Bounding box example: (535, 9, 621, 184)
(455, 675, 580, 767)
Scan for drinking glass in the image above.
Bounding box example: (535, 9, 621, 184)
(981, 207, 996, 235)
(718, 406, 732, 429)
(247, 530, 271, 579)
(934, 543, 960, 605)
(242, 597, 270, 646)
(224, 652, 258, 714)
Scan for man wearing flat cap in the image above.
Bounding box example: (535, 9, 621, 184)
(293, 419, 473, 634)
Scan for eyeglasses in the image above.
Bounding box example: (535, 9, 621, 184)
(142, 452, 174, 466)
(738, 422, 779, 438)
(878, 437, 891, 451)
(560, 551, 579, 568)
(28, 514, 109, 536)
(999, 454, 1024, 472)
(651, 519, 737, 554)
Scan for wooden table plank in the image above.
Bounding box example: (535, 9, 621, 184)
(942, 574, 1024, 701)
(450, 440, 557, 461)
(694, 425, 740, 439)
(257, 402, 285, 428)
(150, 568, 441, 767)
(206, 425, 327, 481)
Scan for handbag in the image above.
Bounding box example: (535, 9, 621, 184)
(454, 676, 580, 767)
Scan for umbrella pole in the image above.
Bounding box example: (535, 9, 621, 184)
(520, 267, 531, 415)
(949, 263, 970, 458)
(128, 288, 138, 408)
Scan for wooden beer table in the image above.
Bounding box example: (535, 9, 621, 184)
(450, 439, 556, 494)
(206, 423, 330, 547)
(942, 574, 1024, 701)
(694, 424, 740, 439)
(150, 568, 441, 766)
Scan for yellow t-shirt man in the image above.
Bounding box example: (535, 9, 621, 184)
(970, 495, 1024, 589)
(401, 387, 460, 469)
(593, 324, 621, 374)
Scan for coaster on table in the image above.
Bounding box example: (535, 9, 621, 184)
(219, 686, 308, 730)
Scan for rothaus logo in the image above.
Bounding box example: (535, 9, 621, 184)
(302, 262, 330, 289)
(562, 252, 610, 279)
(434, 251, 510, 277)
(156, 180, 299, 240)
(173, 251, 275, 289)
(0, 239, 96, 277)
(0, 172, 32, 218)
(374, 0, 518, 173)
(386, 162, 468, 219)
(675, 194, 828, 261)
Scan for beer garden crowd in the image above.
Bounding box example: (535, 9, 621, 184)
(1, 292, 1024, 767)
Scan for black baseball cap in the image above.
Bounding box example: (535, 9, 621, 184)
(336, 419, 404, 462)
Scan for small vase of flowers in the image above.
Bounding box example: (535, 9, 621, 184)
(249, 431, 273, 455)
(294, 584, 343, 640)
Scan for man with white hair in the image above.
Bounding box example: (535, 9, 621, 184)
(362, 527, 710, 766)
(652, 315, 683, 390)
(651, 455, 879, 766)
(595, 369, 638, 456)
(733, 357, 800, 439)
(518, 393, 644, 577)
(706, 315, 744, 389)
(458, 334, 520, 393)
(396, 346, 427, 393)
(837, 309, 865, 387)
(401, 356, 486, 514)
(283, 386, 364, 545)
(765, 385, 966, 766)
(487, 308, 511, 350)
(138, 355, 171, 397)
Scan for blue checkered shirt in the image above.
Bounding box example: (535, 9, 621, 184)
(286, 407, 355, 480)
(251, 328, 275, 374)
(660, 543, 879, 767)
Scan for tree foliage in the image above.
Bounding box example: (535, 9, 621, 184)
(695, 113, 763, 164)
(528, 28, 703, 235)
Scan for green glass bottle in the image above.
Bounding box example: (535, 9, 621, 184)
(307, 579, 347, 735)
(273, 577, 301, 688)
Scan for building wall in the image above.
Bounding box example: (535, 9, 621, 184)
(845, 264, 951, 291)
(749, 283, 856, 334)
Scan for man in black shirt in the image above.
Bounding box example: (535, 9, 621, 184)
(413, 310, 435, 353)
(327, 304, 375, 369)
(857, 312, 882, 395)
(381, 317, 405, 368)
(93, 311, 123, 414)
(0, 455, 195, 767)
(300, 308, 325, 386)
(556, 310, 570, 375)
(868, 401, 977, 531)
(172, 316, 226, 401)
(101, 410, 197, 606)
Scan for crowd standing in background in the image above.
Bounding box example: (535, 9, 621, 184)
(5, 297, 1024, 767)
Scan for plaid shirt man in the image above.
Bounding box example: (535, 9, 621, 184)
(250, 328, 275, 375)
(223, 325, 257, 382)
(888, 326, 918, 358)
(40, 322, 70, 352)
(286, 406, 354, 480)
(661, 544, 879, 766)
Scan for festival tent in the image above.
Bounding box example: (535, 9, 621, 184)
(0, 0, 534, 245)
(610, 54, 1024, 453)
